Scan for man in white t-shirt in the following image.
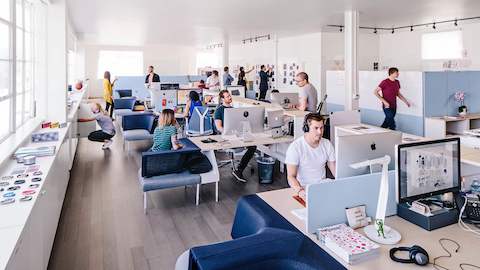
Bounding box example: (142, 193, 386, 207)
(285, 113, 336, 199)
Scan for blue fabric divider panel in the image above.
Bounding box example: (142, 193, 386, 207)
(360, 108, 424, 136)
(306, 171, 397, 234)
(114, 76, 150, 100)
(326, 103, 344, 113)
(424, 71, 480, 117)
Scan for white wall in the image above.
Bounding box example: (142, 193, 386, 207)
(81, 43, 197, 97)
(378, 22, 480, 71)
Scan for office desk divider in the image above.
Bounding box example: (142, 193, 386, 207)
(306, 171, 397, 234)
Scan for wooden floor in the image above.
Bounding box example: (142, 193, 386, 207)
(47, 136, 289, 270)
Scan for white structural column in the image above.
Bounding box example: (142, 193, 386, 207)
(47, 0, 68, 123)
(222, 36, 229, 68)
(273, 34, 279, 89)
(344, 10, 360, 110)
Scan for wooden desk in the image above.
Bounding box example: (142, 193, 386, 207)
(258, 188, 479, 270)
(189, 134, 294, 151)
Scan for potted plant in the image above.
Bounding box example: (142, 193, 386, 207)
(454, 91, 467, 116)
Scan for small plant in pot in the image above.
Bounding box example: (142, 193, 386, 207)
(454, 91, 467, 116)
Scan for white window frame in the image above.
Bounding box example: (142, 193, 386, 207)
(421, 31, 464, 60)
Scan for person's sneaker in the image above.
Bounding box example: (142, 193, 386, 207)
(232, 170, 247, 183)
(102, 140, 113, 150)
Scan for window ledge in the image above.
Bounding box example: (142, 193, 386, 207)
(0, 118, 43, 168)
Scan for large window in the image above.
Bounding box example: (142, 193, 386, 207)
(422, 31, 463, 60)
(97, 50, 144, 79)
(0, 0, 44, 142)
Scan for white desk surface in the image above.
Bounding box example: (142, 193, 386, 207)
(258, 188, 480, 270)
(232, 97, 310, 118)
(0, 126, 71, 270)
(427, 114, 480, 122)
(189, 134, 294, 151)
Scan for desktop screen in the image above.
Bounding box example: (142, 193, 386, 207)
(397, 138, 460, 201)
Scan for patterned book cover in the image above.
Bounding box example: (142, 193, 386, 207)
(317, 224, 380, 259)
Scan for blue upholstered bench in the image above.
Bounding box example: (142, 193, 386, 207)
(139, 138, 205, 213)
(177, 195, 346, 270)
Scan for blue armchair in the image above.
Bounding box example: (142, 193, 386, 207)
(139, 138, 206, 213)
(180, 195, 346, 270)
(122, 113, 155, 152)
(113, 97, 136, 120)
(114, 89, 133, 99)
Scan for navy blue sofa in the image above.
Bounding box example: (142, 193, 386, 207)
(188, 195, 346, 270)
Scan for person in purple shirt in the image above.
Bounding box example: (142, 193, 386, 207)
(373, 67, 411, 130)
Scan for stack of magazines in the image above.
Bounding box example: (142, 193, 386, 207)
(317, 223, 380, 265)
(13, 146, 56, 158)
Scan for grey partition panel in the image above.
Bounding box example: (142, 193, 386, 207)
(306, 171, 397, 234)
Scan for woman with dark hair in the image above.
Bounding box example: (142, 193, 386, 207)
(237, 66, 254, 89)
(103, 71, 117, 118)
(183, 91, 203, 118)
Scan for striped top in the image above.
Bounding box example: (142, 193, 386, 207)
(152, 125, 177, 151)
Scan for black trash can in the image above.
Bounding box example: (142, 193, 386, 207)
(256, 156, 275, 184)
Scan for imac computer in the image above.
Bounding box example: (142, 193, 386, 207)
(226, 85, 245, 98)
(396, 137, 460, 203)
(223, 107, 265, 135)
(267, 109, 284, 129)
(271, 93, 299, 108)
(335, 131, 402, 179)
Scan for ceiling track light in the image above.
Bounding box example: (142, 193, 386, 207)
(373, 28, 377, 34)
(432, 22, 436, 29)
(454, 19, 458, 26)
(410, 26, 413, 31)
(391, 28, 395, 34)
(339, 27, 343, 32)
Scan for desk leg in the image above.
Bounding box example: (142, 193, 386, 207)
(215, 182, 219, 202)
(279, 162, 285, 174)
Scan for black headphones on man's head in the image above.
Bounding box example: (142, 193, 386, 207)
(303, 113, 324, 133)
(390, 245, 429, 266)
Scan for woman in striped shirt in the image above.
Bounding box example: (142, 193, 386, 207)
(151, 109, 182, 151)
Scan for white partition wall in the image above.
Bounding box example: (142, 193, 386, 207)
(326, 70, 424, 135)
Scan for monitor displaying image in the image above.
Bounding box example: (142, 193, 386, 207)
(397, 138, 460, 202)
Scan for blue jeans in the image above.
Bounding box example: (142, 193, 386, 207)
(381, 108, 396, 130)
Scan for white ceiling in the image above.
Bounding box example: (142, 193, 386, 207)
(67, 0, 480, 46)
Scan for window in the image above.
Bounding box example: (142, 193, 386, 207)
(0, 0, 45, 142)
(196, 52, 220, 69)
(97, 50, 144, 79)
(422, 31, 463, 60)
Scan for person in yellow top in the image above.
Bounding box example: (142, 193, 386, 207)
(103, 71, 117, 118)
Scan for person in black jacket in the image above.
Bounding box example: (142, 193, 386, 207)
(145, 65, 160, 85)
(258, 65, 272, 100)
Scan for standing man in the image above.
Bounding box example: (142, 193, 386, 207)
(285, 113, 336, 200)
(214, 90, 256, 183)
(292, 72, 318, 112)
(223, 66, 234, 87)
(258, 65, 272, 100)
(145, 65, 160, 86)
(374, 67, 411, 130)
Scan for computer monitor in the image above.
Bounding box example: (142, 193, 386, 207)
(396, 138, 461, 203)
(335, 131, 402, 179)
(271, 93, 299, 108)
(226, 85, 245, 98)
(267, 110, 284, 128)
(223, 107, 265, 135)
(160, 83, 180, 90)
(177, 89, 202, 105)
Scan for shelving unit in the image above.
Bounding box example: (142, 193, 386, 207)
(424, 114, 480, 139)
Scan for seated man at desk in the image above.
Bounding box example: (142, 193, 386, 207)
(285, 113, 336, 199)
(214, 90, 256, 183)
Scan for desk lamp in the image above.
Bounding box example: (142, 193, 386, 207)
(350, 155, 402, 245)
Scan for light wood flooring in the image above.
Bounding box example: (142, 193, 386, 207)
(47, 136, 288, 270)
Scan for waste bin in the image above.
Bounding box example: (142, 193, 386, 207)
(256, 156, 275, 184)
